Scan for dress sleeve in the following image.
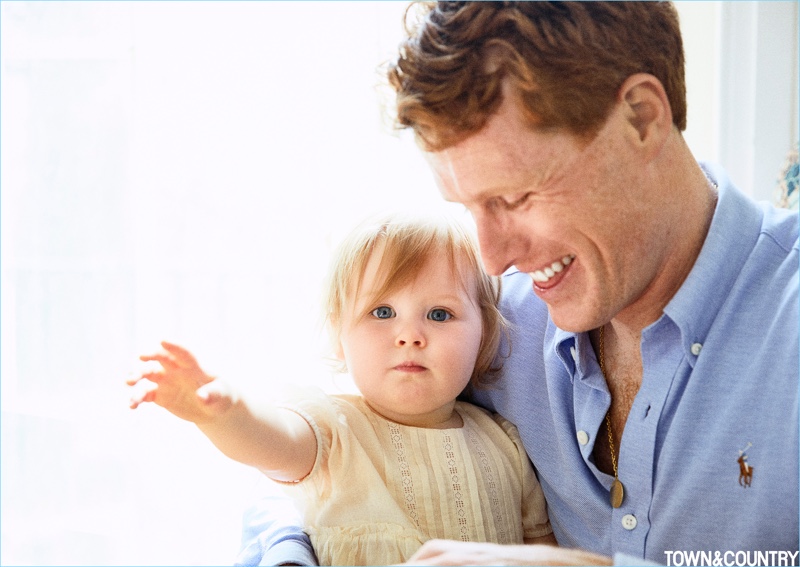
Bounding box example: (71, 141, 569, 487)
(275, 388, 346, 502)
(493, 414, 553, 540)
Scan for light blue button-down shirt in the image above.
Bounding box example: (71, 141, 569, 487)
(471, 163, 799, 563)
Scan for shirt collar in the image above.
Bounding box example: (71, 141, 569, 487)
(661, 162, 762, 364)
(553, 325, 597, 385)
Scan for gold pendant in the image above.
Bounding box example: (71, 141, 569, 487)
(610, 479, 624, 508)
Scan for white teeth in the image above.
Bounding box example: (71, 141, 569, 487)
(528, 255, 575, 284)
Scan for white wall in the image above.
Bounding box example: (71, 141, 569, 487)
(1, 3, 445, 565)
(677, 1, 723, 166)
(676, 1, 799, 200)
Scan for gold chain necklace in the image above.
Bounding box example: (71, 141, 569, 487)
(599, 325, 625, 508)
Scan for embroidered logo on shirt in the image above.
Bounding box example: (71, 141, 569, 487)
(737, 442, 754, 488)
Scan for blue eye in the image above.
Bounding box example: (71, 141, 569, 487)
(371, 306, 395, 319)
(428, 308, 452, 322)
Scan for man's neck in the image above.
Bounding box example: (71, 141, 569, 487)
(614, 141, 718, 333)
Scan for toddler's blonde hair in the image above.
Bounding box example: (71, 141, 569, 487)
(324, 213, 506, 386)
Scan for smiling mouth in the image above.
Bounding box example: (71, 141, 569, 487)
(528, 254, 575, 286)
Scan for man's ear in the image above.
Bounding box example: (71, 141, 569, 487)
(618, 73, 673, 156)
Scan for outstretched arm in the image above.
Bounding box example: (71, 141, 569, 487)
(128, 341, 316, 482)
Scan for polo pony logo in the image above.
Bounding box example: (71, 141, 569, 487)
(737, 442, 754, 488)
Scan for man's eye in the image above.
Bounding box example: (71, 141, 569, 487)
(427, 309, 452, 322)
(498, 192, 532, 210)
(371, 306, 395, 319)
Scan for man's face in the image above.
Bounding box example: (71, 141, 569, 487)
(426, 88, 670, 333)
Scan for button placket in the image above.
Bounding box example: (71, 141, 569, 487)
(607, 318, 682, 556)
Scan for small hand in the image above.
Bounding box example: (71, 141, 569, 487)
(127, 341, 233, 423)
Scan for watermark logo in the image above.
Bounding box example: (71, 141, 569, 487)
(664, 550, 799, 566)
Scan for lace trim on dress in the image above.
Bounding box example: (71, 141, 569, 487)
(442, 431, 469, 541)
(466, 426, 508, 543)
(388, 421, 420, 528)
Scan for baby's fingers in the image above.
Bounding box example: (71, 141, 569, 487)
(160, 341, 199, 367)
(129, 378, 158, 409)
(126, 372, 142, 386)
(139, 352, 179, 370)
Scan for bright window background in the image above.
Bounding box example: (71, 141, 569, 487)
(1, 2, 796, 565)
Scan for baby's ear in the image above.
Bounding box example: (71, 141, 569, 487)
(334, 341, 345, 362)
(332, 343, 348, 375)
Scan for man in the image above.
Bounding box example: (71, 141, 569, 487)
(240, 2, 798, 564)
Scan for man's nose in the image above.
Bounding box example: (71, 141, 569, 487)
(474, 211, 515, 276)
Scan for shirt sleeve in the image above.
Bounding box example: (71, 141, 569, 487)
(235, 492, 319, 566)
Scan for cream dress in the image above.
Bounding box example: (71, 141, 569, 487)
(278, 393, 551, 566)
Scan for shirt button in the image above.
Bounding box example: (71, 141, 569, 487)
(691, 343, 703, 356)
(577, 430, 590, 445)
(621, 514, 637, 530)
(570, 346, 578, 362)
